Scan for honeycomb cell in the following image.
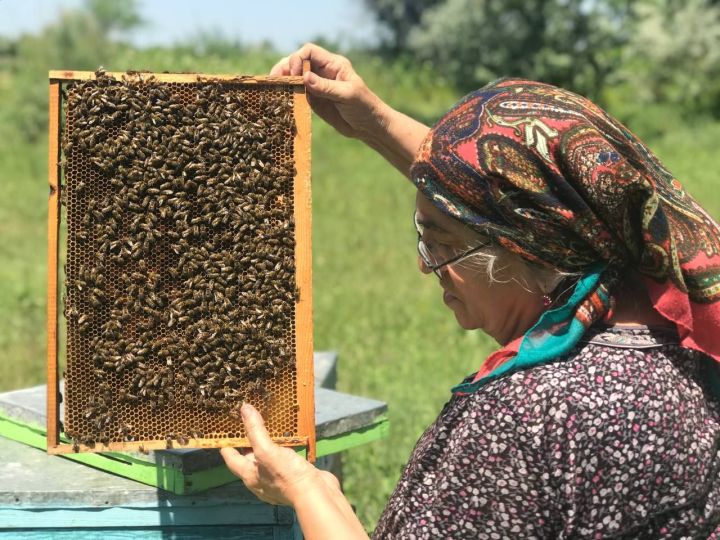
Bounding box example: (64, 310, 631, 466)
(60, 74, 302, 448)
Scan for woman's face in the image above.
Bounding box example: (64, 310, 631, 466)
(415, 192, 545, 345)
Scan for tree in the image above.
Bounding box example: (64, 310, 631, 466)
(85, 0, 144, 36)
(363, 0, 633, 101)
(619, 0, 720, 116)
(364, 0, 443, 53)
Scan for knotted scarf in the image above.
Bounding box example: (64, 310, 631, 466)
(409, 79, 720, 394)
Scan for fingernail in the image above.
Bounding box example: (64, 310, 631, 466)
(240, 402, 252, 417)
(305, 72, 317, 85)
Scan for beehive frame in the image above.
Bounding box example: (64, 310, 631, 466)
(47, 67, 314, 460)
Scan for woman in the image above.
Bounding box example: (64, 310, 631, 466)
(220, 43, 720, 538)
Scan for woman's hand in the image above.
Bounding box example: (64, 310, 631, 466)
(271, 43, 431, 177)
(221, 403, 368, 539)
(270, 43, 385, 141)
(220, 403, 333, 506)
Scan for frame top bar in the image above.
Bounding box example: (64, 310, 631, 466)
(49, 70, 305, 86)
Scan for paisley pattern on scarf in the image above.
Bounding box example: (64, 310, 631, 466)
(410, 78, 720, 387)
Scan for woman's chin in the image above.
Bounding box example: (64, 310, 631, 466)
(443, 292, 483, 330)
(451, 310, 482, 331)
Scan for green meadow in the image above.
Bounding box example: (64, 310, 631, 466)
(1, 43, 719, 531)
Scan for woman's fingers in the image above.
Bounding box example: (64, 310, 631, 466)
(220, 403, 324, 507)
(269, 56, 290, 76)
(288, 52, 305, 76)
(289, 43, 331, 76)
(220, 447, 283, 505)
(304, 71, 354, 103)
(240, 402, 274, 457)
(267, 43, 379, 140)
(220, 446, 253, 479)
(286, 43, 350, 78)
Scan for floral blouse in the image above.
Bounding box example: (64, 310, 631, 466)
(373, 325, 720, 539)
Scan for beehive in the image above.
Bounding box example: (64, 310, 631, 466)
(46, 69, 314, 460)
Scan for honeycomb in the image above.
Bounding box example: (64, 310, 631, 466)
(59, 71, 304, 451)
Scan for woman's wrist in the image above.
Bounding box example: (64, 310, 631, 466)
(356, 100, 431, 177)
(356, 95, 395, 145)
(290, 470, 369, 539)
(284, 468, 332, 507)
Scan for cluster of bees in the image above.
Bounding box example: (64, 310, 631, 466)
(62, 69, 298, 449)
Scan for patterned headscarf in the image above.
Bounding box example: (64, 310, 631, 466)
(410, 79, 720, 394)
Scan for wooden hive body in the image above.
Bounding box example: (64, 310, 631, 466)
(47, 69, 314, 460)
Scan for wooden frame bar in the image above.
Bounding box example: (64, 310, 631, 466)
(46, 81, 62, 449)
(294, 60, 315, 462)
(46, 70, 314, 459)
(49, 70, 303, 85)
(53, 436, 309, 455)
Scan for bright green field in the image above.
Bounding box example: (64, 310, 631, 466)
(1, 49, 718, 530)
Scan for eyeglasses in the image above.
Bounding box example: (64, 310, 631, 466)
(414, 211, 489, 278)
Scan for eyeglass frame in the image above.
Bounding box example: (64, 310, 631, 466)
(414, 211, 491, 278)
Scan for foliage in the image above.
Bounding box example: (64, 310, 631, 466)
(363, 0, 443, 53)
(616, 0, 720, 116)
(365, 0, 633, 100)
(364, 0, 720, 119)
(84, 0, 145, 36)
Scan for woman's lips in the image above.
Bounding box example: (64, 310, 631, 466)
(443, 290, 458, 304)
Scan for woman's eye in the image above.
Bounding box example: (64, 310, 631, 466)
(428, 240, 454, 257)
(425, 239, 444, 251)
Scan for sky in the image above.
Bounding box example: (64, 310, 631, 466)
(0, 0, 380, 53)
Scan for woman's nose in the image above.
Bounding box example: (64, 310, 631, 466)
(418, 255, 433, 274)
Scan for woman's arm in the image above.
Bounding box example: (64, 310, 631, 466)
(270, 43, 430, 177)
(292, 474, 369, 540)
(220, 403, 369, 540)
(359, 104, 430, 179)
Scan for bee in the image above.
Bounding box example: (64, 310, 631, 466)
(64, 304, 79, 320)
(228, 406, 242, 421)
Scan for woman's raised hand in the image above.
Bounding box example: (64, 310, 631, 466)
(272, 43, 429, 179)
(270, 43, 385, 141)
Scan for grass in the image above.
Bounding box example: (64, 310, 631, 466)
(0, 49, 718, 531)
(0, 140, 48, 390)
